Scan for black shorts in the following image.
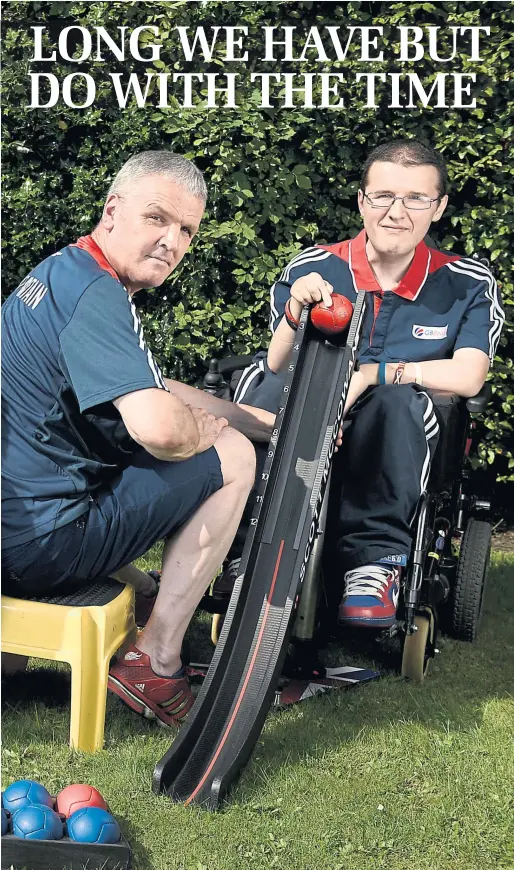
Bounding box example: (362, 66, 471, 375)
(2, 447, 223, 595)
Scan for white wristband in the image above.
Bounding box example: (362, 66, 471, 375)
(413, 362, 423, 385)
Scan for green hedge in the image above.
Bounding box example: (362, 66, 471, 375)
(2, 0, 513, 480)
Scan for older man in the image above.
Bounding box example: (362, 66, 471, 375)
(231, 140, 504, 629)
(1, 151, 274, 726)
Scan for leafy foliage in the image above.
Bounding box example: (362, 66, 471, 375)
(2, 1, 513, 478)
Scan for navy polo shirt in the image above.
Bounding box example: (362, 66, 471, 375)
(269, 230, 504, 365)
(1, 236, 169, 547)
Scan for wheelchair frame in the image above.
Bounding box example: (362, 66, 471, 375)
(202, 356, 493, 684)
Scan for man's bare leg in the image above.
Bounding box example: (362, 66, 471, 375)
(136, 427, 256, 676)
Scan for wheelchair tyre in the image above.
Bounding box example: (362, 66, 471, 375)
(211, 613, 224, 646)
(401, 609, 434, 683)
(451, 518, 491, 642)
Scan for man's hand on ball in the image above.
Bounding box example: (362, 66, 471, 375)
(289, 273, 333, 320)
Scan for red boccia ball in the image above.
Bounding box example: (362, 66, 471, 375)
(311, 295, 353, 335)
(55, 784, 107, 818)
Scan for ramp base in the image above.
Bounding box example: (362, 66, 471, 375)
(186, 662, 380, 708)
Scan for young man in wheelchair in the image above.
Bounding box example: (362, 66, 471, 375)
(227, 139, 504, 630)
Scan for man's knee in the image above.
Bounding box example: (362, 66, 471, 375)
(215, 427, 256, 488)
(360, 384, 431, 430)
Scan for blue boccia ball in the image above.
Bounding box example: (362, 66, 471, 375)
(67, 807, 121, 844)
(12, 804, 63, 840)
(1, 808, 9, 836)
(2, 780, 53, 814)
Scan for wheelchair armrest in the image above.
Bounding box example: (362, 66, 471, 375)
(465, 383, 492, 414)
(427, 390, 462, 407)
(426, 385, 491, 414)
(217, 355, 255, 376)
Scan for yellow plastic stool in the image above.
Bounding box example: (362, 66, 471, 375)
(1, 579, 136, 752)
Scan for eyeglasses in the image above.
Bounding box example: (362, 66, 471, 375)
(362, 192, 441, 211)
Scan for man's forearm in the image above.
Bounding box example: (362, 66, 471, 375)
(267, 317, 296, 373)
(400, 359, 487, 397)
(164, 379, 275, 441)
(114, 388, 201, 461)
(360, 353, 489, 399)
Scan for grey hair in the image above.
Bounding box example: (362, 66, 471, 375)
(107, 151, 208, 202)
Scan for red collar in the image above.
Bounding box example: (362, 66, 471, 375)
(348, 229, 431, 301)
(71, 235, 120, 282)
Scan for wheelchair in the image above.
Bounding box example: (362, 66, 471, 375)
(198, 354, 493, 684)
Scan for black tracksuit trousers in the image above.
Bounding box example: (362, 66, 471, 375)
(231, 382, 439, 573)
(335, 383, 439, 570)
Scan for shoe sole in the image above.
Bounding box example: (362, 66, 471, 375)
(108, 675, 184, 728)
(338, 616, 395, 628)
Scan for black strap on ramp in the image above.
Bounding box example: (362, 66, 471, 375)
(153, 291, 366, 809)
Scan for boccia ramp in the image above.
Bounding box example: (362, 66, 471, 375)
(153, 291, 366, 810)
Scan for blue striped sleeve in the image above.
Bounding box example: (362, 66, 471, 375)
(447, 259, 505, 364)
(269, 247, 335, 333)
(59, 274, 168, 413)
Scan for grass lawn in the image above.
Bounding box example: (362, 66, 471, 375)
(2, 549, 513, 870)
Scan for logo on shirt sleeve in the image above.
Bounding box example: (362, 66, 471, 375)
(412, 324, 448, 340)
(15, 276, 49, 310)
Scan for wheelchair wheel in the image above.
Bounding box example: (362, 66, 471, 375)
(451, 518, 491, 642)
(211, 613, 224, 645)
(401, 609, 435, 683)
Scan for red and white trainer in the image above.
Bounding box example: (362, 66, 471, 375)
(108, 644, 194, 727)
(338, 563, 401, 628)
